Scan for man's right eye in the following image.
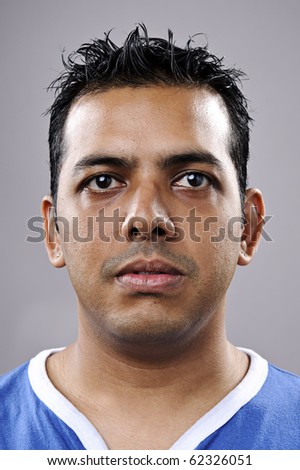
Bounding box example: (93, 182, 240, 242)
(85, 174, 125, 191)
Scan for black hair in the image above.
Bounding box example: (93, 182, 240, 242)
(48, 24, 252, 206)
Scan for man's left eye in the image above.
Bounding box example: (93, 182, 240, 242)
(86, 174, 124, 191)
(173, 172, 210, 188)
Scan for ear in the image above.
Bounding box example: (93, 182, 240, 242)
(238, 188, 265, 266)
(41, 195, 65, 268)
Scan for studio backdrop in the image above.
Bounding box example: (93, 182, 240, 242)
(1, 0, 299, 374)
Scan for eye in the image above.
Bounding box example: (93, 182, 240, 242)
(173, 172, 210, 189)
(85, 174, 125, 192)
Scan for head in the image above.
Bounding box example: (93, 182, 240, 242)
(43, 25, 264, 357)
(48, 24, 251, 209)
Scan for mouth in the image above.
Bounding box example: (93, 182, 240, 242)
(115, 259, 185, 294)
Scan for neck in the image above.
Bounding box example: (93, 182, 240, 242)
(46, 309, 249, 449)
(48, 307, 247, 396)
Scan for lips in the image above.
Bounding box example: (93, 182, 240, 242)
(115, 259, 185, 293)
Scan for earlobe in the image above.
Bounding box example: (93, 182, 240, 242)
(41, 196, 65, 268)
(238, 188, 265, 266)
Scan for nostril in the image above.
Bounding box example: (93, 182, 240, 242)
(123, 214, 176, 242)
(154, 226, 166, 237)
(151, 216, 176, 239)
(132, 227, 140, 237)
(149, 225, 169, 243)
(129, 226, 147, 241)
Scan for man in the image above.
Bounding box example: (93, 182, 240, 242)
(1, 25, 299, 450)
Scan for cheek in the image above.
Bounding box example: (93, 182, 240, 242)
(60, 218, 113, 284)
(184, 209, 242, 246)
(185, 213, 242, 280)
(61, 237, 113, 317)
(58, 206, 123, 245)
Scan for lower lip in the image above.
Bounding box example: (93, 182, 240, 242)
(115, 273, 184, 293)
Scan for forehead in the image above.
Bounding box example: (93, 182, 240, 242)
(63, 85, 231, 165)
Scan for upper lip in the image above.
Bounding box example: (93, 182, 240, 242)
(115, 259, 185, 276)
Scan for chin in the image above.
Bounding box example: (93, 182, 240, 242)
(103, 311, 204, 347)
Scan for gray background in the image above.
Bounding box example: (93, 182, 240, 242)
(1, 0, 299, 375)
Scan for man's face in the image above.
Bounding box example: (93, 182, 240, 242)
(53, 86, 244, 346)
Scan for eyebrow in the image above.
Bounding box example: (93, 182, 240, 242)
(72, 155, 138, 176)
(72, 151, 224, 176)
(159, 152, 224, 171)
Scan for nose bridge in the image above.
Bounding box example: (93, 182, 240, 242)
(121, 177, 175, 240)
(129, 180, 168, 222)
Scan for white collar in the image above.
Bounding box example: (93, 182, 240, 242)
(28, 347, 268, 450)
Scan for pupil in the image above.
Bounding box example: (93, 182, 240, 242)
(187, 173, 203, 187)
(96, 175, 112, 188)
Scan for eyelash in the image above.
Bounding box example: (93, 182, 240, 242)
(172, 171, 213, 189)
(82, 173, 125, 192)
(81, 170, 216, 193)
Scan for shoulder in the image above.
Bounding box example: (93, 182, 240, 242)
(0, 361, 31, 400)
(268, 362, 300, 381)
(0, 361, 34, 448)
(243, 352, 300, 417)
(196, 354, 300, 450)
(264, 362, 300, 399)
(231, 349, 300, 448)
(0, 350, 58, 407)
(237, 361, 300, 448)
(240, 348, 300, 399)
(0, 349, 80, 450)
(0, 360, 35, 408)
(266, 361, 300, 389)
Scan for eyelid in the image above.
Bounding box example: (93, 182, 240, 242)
(80, 171, 126, 192)
(172, 170, 215, 187)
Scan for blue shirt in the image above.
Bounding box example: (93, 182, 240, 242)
(0, 348, 299, 449)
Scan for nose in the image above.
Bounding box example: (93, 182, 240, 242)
(120, 185, 176, 242)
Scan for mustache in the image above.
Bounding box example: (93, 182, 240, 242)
(100, 244, 199, 280)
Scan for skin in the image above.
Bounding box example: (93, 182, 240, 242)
(42, 86, 265, 449)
